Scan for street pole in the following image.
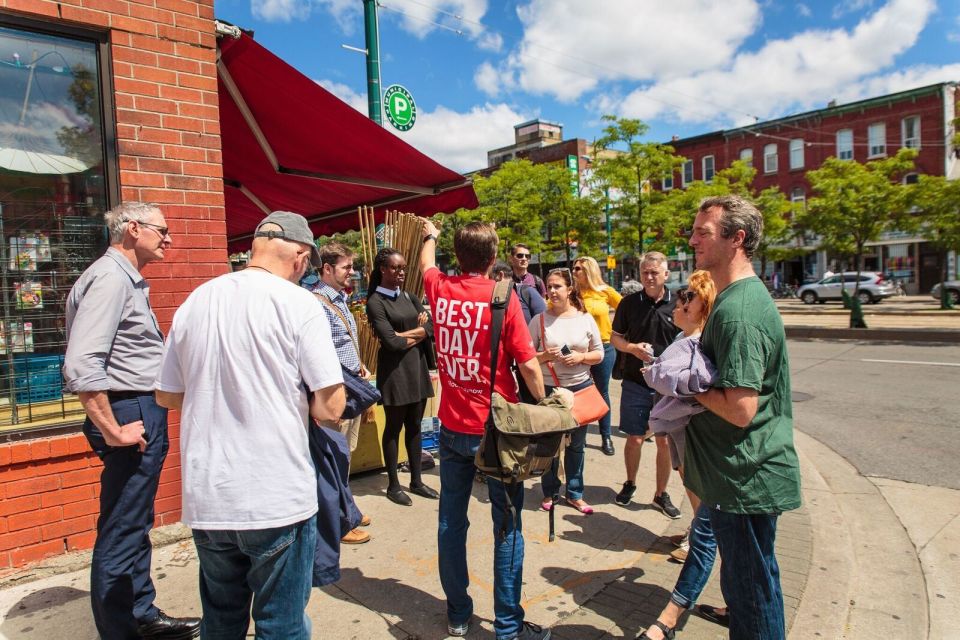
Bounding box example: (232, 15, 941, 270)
(362, 0, 383, 125)
(605, 188, 612, 285)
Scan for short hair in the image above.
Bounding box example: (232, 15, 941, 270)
(685, 269, 717, 331)
(491, 261, 512, 279)
(573, 256, 606, 292)
(103, 202, 162, 243)
(455, 222, 498, 273)
(698, 195, 764, 258)
(319, 241, 355, 268)
(640, 251, 669, 268)
(511, 243, 530, 256)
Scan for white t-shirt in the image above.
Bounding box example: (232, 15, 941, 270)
(528, 311, 603, 388)
(156, 270, 342, 530)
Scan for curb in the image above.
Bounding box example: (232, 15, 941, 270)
(785, 326, 960, 343)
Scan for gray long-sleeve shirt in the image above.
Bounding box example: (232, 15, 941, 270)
(642, 333, 717, 435)
(63, 247, 164, 393)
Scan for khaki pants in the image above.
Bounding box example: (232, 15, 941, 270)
(338, 415, 362, 455)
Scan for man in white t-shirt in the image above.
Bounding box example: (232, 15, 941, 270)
(155, 211, 344, 638)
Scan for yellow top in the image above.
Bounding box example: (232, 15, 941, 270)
(580, 286, 622, 342)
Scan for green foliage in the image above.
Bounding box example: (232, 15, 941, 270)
(914, 174, 960, 307)
(316, 229, 365, 269)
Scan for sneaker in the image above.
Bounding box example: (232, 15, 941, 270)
(448, 618, 470, 637)
(666, 530, 688, 548)
(653, 492, 682, 519)
(514, 621, 552, 639)
(670, 546, 688, 563)
(341, 528, 371, 544)
(615, 481, 637, 505)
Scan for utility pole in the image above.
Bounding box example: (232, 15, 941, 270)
(363, 0, 383, 125)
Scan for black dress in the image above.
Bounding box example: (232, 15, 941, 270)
(366, 291, 435, 406)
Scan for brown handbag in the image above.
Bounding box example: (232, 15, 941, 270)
(539, 314, 610, 427)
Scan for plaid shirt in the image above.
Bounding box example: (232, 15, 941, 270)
(311, 282, 362, 374)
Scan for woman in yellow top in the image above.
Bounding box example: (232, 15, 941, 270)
(572, 256, 622, 456)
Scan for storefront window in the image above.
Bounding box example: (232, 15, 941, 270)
(0, 22, 111, 433)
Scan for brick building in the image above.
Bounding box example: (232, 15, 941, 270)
(666, 83, 959, 292)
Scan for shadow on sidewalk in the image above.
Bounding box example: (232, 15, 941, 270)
(1, 586, 95, 640)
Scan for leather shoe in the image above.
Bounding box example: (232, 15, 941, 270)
(341, 528, 371, 544)
(387, 488, 413, 506)
(409, 483, 439, 499)
(601, 437, 615, 456)
(137, 610, 200, 639)
(359, 514, 372, 527)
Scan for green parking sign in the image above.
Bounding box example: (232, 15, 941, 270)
(384, 84, 417, 131)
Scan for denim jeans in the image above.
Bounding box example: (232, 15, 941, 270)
(618, 380, 655, 437)
(437, 427, 527, 640)
(540, 381, 592, 501)
(193, 518, 317, 640)
(670, 503, 717, 609)
(590, 343, 616, 438)
(709, 508, 785, 640)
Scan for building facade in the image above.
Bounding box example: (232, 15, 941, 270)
(666, 83, 959, 292)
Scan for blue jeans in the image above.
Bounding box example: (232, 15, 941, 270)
(193, 518, 317, 640)
(541, 380, 592, 501)
(709, 508, 785, 640)
(437, 427, 527, 640)
(670, 503, 717, 609)
(590, 343, 616, 438)
(618, 379, 655, 437)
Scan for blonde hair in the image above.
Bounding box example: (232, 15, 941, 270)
(685, 269, 717, 331)
(573, 256, 606, 292)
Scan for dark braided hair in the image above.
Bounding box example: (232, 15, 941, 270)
(547, 268, 585, 312)
(368, 247, 402, 293)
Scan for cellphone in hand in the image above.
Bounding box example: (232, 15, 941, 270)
(560, 344, 572, 356)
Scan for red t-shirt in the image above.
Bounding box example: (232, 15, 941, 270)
(423, 267, 537, 435)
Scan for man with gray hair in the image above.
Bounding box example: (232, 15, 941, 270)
(64, 202, 200, 639)
(683, 195, 801, 640)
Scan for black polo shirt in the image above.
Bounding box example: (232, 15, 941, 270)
(612, 289, 679, 386)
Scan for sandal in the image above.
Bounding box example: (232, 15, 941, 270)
(540, 497, 555, 512)
(566, 498, 594, 514)
(696, 604, 730, 627)
(636, 620, 675, 640)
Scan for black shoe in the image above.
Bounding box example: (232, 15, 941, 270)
(137, 610, 200, 639)
(601, 437, 615, 456)
(409, 483, 439, 499)
(387, 488, 413, 506)
(615, 481, 636, 505)
(653, 491, 682, 519)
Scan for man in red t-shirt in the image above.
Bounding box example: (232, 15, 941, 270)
(420, 219, 549, 640)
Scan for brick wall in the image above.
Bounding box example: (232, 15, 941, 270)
(0, 0, 228, 569)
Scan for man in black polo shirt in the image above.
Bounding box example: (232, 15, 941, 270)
(609, 252, 681, 518)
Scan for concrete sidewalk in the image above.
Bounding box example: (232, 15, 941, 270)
(0, 379, 947, 639)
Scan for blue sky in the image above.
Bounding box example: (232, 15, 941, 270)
(214, 0, 960, 172)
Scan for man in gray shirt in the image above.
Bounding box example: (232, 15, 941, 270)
(63, 202, 200, 640)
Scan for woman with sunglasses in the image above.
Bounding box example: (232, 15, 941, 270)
(366, 248, 438, 506)
(529, 268, 604, 514)
(637, 270, 728, 640)
(572, 256, 622, 456)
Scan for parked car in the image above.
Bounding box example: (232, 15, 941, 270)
(930, 280, 960, 305)
(797, 272, 896, 305)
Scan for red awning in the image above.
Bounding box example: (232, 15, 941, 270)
(217, 33, 477, 251)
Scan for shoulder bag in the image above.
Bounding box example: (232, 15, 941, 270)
(539, 313, 610, 427)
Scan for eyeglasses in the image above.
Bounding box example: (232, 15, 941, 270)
(125, 218, 170, 238)
(678, 290, 697, 305)
(514, 253, 530, 259)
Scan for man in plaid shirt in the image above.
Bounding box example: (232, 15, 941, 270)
(306, 241, 372, 545)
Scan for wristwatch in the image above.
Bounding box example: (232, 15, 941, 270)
(423, 233, 437, 242)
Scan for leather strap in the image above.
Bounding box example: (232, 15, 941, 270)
(315, 292, 361, 361)
(539, 313, 561, 388)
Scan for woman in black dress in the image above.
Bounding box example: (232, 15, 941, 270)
(366, 248, 438, 505)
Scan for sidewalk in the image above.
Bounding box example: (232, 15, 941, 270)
(0, 379, 943, 639)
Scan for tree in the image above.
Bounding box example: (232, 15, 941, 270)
(591, 116, 685, 257)
(801, 148, 918, 314)
(914, 174, 960, 308)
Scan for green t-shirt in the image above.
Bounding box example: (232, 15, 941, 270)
(685, 276, 802, 514)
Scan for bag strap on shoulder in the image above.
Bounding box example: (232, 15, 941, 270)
(487, 277, 513, 402)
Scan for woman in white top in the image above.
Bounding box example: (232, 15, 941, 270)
(529, 268, 604, 514)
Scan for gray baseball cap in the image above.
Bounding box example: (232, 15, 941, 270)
(254, 211, 322, 267)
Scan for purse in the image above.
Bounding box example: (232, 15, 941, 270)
(315, 294, 382, 419)
(540, 314, 610, 427)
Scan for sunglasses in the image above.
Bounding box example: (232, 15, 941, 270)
(548, 267, 571, 275)
(678, 290, 697, 305)
(514, 253, 531, 259)
(125, 218, 170, 238)
(572, 266, 584, 272)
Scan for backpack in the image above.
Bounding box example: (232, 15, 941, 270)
(474, 279, 579, 541)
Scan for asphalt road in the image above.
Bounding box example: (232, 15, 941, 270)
(789, 339, 960, 490)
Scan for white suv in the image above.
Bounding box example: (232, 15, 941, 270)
(797, 272, 896, 305)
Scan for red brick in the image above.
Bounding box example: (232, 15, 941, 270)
(178, 103, 218, 120)
(202, 119, 220, 135)
(164, 175, 208, 190)
(117, 109, 162, 128)
(115, 77, 161, 97)
(159, 85, 203, 104)
(197, 1, 213, 19)
(139, 189, 186, 204)
(138, 157, 182, 173)
(156, 53, 200, 75)
(48, 438, 71, 458)
(0, 517, 7, 534)
(112, 46, 157, 67)
(34, 455, 90, 476)
(110, 14, 157, 36)
(180, 132, 220, 148)
(173, 13, 210, 32)
(177, 72, 217, 91)
(138, 127, 182, 144)
(201, 90, 218, 106)
(128, 3, 174, 25)
(121, 171, 166, 188)
(135, 96, 179, 114)
(62, 499, 100, 519)
(162, 115, 205, 133)
(183, 190, 223, 205)
(7, 506, 62, 532)
(119, 140, 163, 158)
(0, 528, 41, 551)
(29, 441, 51, 461)
(122, 186, 141, 201)
(59, 5, 111, 27)
(181, 162, 221, 177)
(41, 485, 96, 508)
(156, 480, 182, 500)
(157, 509, 182, 526)
(3, 0, 61, 17)
(0, 495, 40, 517)
(156, 24, 201, 45)
(85, 0, 131, 14)
(10, 540, 64, 567)
(68, 436, 93, 455)
(132, 65, 177, 86)
(66, 530, 98, 551)
(58, 468, 102, 490)
(0, 446, 10, 468)
(0, 551, 10, 569)
(114, 92, 136, 109)
(9, 443, 30, 465)
(4, 475, 59, 498)
(156, 0, 199, 15)
(112, 60, 134, 80)
(154, 496, 180, 515)
(163, 146, 205, 161)
(42, 515, 96, 541)
(129, 33, 177, 54)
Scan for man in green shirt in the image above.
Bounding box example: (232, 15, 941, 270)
(685, 195, 801, 640)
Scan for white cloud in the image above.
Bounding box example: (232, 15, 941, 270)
(608, 0, 938, 127)
(797, 3, 812, 17)
(379, 0, 502, 52)
(316, 79, 525, 172)
(497, 0, 761, 102)
(476, 31, 503, 53)
(251, 0, 358, 31)
(474, 61, 506, 97)
(395, 103, 527, 172)
(832, 0, 874, 20)
(833, 63, 960, 103)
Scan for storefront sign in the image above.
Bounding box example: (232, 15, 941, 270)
(384, 84, 417, 131)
